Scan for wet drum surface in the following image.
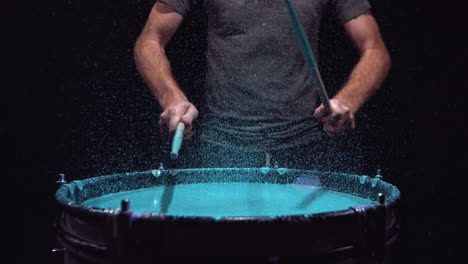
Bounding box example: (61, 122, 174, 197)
(82, 182, 373, 219)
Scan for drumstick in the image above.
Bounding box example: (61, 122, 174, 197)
(170, 122, 185, 160)
(295, 173, 323, 209)
(284, 0, 332, 115)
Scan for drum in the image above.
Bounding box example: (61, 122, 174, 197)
(54, 168, 400, 264)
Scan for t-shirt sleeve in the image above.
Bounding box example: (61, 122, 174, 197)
(157, 0, 195, 16)
(332, 0, 372, 24)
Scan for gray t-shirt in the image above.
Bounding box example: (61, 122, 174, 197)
(158, 0, 371, 152)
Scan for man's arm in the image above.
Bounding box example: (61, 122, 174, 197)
(314, 13, 391, 134)
(134, 2, 198, 138)
(336, 12, 391, 114)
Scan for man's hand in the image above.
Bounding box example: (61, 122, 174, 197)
(314, 99, 356, 136)
(159, 101, 199, 139)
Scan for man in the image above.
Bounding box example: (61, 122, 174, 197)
(134, 0, 390, 170)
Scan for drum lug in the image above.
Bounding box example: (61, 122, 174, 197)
(261, 153, 272, 174)
(112, 199, 132, 264)
(274, 163, 288, 175)
(371, 169, 383, 188)
(260, 166, 271, 175)
(378, 193, 386, 205)
(151, 163, 166, 178)
(56, 173, 67, 186)
(51, 248, 65, 252)
(375, 169, 383, 180)
(261, 162, 289, 183)
(50, 248, 65, 264)
(351, 201, 388, 263)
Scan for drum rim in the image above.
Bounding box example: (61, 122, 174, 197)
(55, 167, 400, 223)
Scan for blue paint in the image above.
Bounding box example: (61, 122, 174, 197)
(82, 182, 373, 219)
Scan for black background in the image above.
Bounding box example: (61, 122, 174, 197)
(4, 0, 467, 263)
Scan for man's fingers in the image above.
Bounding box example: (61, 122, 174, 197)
(184, 129, 194, 140)
(181, 105, 198, 139)
(324, 114, 355, 135)
(335, 118, 348, 132)
(314, 104, 326, 119)
(169, 111, 183, 133)
(159, 111, 170, 133)
(181, 105, 198, 125)
(159, 101, 199, 140)
(158, 107, 183, 135)
(323, 123, 338, 137)
(347, 113, 356, 130)
(326, 114, 341, 126)
(168, 102, 194, 132)
(315, 98, 357, 136)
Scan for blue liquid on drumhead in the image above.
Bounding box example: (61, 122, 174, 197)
(82, 183, 373, 219)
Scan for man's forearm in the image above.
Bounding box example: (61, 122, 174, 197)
(134, 39, 187, 110)
(334, 47, 391, 114)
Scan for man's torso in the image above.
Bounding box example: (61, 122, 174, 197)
(201, 0, 326, 152)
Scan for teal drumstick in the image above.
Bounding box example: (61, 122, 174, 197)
(284, 0, 331, 114)
(170, 122, 185, 160)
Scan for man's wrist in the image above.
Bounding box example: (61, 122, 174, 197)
(160, 94, 188, 110)
(332, 95, 360, 115)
